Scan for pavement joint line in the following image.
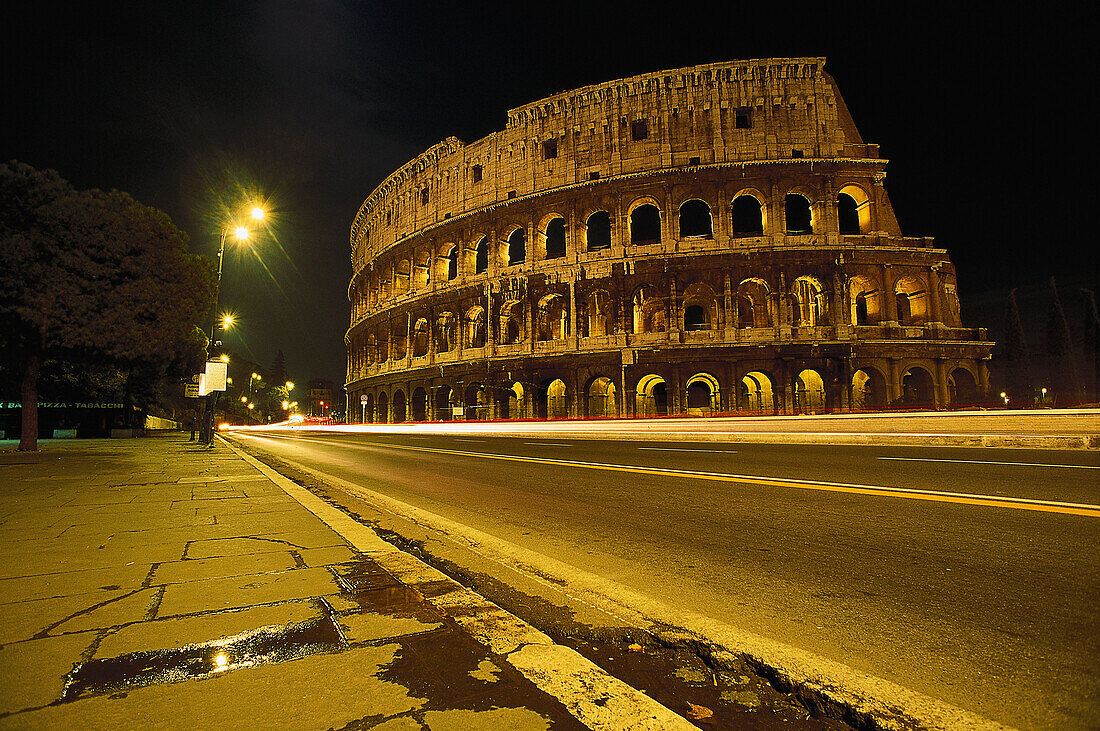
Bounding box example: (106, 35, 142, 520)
(228, 436, 1016, 731)
(219, 436, 693, 730)
(256, 434, 1100, 518)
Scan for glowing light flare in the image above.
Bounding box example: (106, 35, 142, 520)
(213, 653, 229, 671)
(234, 226, 250, 241)
(251, 206, 265, 220)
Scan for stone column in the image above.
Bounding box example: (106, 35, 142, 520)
(934, 358, 949, 407)
(928, 265, 943, 325)
(882, 264, 898, 324)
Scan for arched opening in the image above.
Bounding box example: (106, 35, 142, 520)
(536, 379, 568, 419)
(436, 312, 456, 352)
(837, 193, 860, 235)
(499, 300, 524, 345)
(795, 369, 826, 414)
(948, 367, 979, 407)
(632, 286, 667, 334)
(684, 305, 707, 331)
(394, 259, 411, 294)
(475, 236, 488, 274)
(435, 385, 453, 420)
(785, 193, 813, 234)
(545, 217, 566, 259)
(685, 372, 720, 413)
(630, 204, 661, 245)
(586, 211, 611, 251)
(894, 276, 929, 325)
(838, 185, 871, 234)
(446, 245, 458, 280)
(537, 294, 568, 341)
(586, 290, 611, 337)
(411, 387, 428, 421)
(376, 391, 389, 424)
(741, 371, 774, 413)
(737, 278, 771, 328)
(411, 318, 429, 357)
(900, 367, 936, 407)
(465, 306, 486, 348)
(392, 390, 407, 423)
(635, 374, 668, 417)
(507, 227, 526, 266)
(679, 199, 713, 238)
(852, 368, 887, 410)
(464, 383, 488, 421)
(506, 382, 524, 419)
(791, 276, 825, 327)
(730, 195, 764, 236)
(586, 376, 618, 418)
(849, 275, 881, 326)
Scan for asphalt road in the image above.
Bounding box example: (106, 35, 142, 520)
(229, 430, 1100, 729)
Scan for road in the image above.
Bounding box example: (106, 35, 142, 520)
(228, 429, 1100, 729)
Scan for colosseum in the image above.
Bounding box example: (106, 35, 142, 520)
(345, 58, 992, 423)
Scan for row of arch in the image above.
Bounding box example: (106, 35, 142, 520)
(349, 269, 945, 369)
(352, 184, 875, 310)
(353, 364, 982, 423)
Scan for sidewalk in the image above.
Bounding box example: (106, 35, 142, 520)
(0, 435, 689, 730)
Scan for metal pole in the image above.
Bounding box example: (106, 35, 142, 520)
(200, 226, 230, 445)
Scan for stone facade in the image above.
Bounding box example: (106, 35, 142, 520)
(344, 58, 991, 423)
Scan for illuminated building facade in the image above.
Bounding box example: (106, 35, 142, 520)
(345, 58, 991, 422)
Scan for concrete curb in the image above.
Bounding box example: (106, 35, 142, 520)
(223, 437, 695, 731)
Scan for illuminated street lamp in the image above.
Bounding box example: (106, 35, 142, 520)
(199, 201, 269, 444)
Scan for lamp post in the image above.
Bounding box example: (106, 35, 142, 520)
(200, 205, 266, 444)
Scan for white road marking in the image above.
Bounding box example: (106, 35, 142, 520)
(877, 456, 1100, 469)
(523, 442, 574, 447)
(454, 438, 487, 443)
(639, 447, 739, 453)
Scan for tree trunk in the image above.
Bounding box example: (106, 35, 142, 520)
(19, 345, 40, 451)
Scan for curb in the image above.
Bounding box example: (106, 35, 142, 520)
(221, 437, 696, 731)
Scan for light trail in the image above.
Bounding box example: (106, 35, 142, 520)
(236, 433, 1100, 518)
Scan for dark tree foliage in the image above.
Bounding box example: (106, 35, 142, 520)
(0, 161, 215, 450)
(1082, 289, 1099, 402)
(1002, 288, 1032, 405)
(1045, 277, 1081, 405)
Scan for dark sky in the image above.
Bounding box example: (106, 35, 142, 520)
(5, 2, 1093, 386)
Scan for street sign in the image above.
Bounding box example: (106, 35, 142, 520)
(360, 394, 368, 403)
(203, 361, 228, 392)
(185, 383, 200, 398)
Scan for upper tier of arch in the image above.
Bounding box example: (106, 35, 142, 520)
(350, 57, 873, 268)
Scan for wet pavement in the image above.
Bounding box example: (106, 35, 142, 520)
(0, 435, 601, 729)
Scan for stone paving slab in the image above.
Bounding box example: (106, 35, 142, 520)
(0, 435, 593, 729)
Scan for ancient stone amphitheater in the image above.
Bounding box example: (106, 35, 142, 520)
(345, 58, 992, 423)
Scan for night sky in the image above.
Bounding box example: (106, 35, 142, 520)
(5, 2, 1093, 386)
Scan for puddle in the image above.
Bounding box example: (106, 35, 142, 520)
(370, 627, 586, 729)
(332, 559, 429, 617)
(61, 613, 345, 701)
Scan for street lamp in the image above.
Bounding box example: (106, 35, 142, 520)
(199, 201, 268, 444)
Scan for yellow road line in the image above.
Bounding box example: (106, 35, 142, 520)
(263, 434, 1100, 519)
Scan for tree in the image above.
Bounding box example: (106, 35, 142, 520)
(0, 161, 215, 450)
(1002, 288, 1031, 405)
(1046, 277, 1081, 405)
(1082, 289, 1099, 402)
